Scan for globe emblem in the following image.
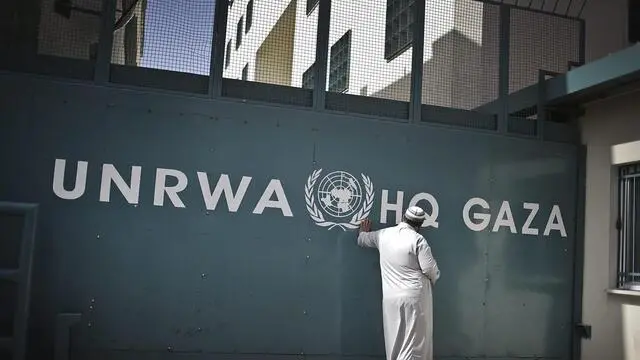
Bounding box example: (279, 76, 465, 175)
(316, 171, 363, 218)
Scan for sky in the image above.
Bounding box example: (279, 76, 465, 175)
(139, 0, 216, 75)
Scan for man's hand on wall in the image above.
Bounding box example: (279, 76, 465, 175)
(359, 219, 371, 233)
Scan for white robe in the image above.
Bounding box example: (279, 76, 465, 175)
(357, 222, 441, 360)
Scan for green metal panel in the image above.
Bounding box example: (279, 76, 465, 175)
(0, 73, 579, 360)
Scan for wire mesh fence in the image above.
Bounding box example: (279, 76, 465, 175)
(0, 0, 105, 61)
(421, 0, 500, 110)
(222, 0, 318, 87)
(508, 8, 582, 94)
(327, 0, 412, 102)
(0, 0, 587, 110)
(111, 0, 216, 75)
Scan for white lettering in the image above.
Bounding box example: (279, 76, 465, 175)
(521, 202, 540, 235)
(154, 168, 188, 208)
(253, 179, 293, 216)
(492, 201, 517, 233)
(198, 173, 251, 212)
(52, 159, 88, 200)
(463, 197, 491, 232)
(408, 192, 439, 228)
(543, 205, 567, 237)
(99, 164, 141, 204)
(381, 190, 404, 224)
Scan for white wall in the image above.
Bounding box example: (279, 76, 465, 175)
(580, 89, 640, 360)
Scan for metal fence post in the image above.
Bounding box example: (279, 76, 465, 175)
(409, 0, 426, 123)
(498, 4, 510, 133)
(94, 0, 117, 84)
(313, 0, 331, 111)
(578, 19, 586, 66)
(536, 70, 546, 140)
(210, 0, 230, 98)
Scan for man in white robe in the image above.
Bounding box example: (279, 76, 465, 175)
(357, 206, 441, 360)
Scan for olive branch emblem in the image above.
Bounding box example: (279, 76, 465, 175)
(304, 169, 375, 231)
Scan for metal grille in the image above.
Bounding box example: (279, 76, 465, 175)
(307, 0, 319, 15)
(246, 0, 254, 32)
(617, 163, 640, 290)
(384, 0, 414, 60)
(110, 0, 216, 75)
(302, 64, 314, 89)
(421, 0, 500, 110)
(242, 64, 248, 80)
(236, 16, 244, 49)
(328, 30, 351, 93)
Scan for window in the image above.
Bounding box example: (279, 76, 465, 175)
(328, 30, 351, 93)
(236, 17, 243, 49)
(225, 40, 231, 68)
(630, 0, 640, 43)
(246, 0, 254, 32)
(302, 64, 314, 89)
(384, 0, 414, 60)
(242, 64, 249, 80)
(307, 0, 319, 14)
(617, 162, 640, 289)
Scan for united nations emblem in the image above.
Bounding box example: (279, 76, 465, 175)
(304, 169, 375, 230)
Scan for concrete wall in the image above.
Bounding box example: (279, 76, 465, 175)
(580, 90, 640, 360)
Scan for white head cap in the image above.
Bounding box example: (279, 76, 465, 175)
(404, 206, 426, 222)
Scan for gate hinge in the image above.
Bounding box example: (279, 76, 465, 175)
(575, 323, 592, 339)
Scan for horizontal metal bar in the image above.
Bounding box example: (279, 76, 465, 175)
(0, 337, 13, 350)
(472, 0, 583, 20)
(0, 202, 38, 213)
(0, 269, 20, 282)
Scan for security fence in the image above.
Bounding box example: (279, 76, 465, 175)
(0, 0, 585, 138)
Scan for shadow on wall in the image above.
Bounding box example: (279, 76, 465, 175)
(372, 28, 496, 110)
(0, 0, 42, 54)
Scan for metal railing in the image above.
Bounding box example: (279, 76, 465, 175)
(617, 163, 640, 290)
